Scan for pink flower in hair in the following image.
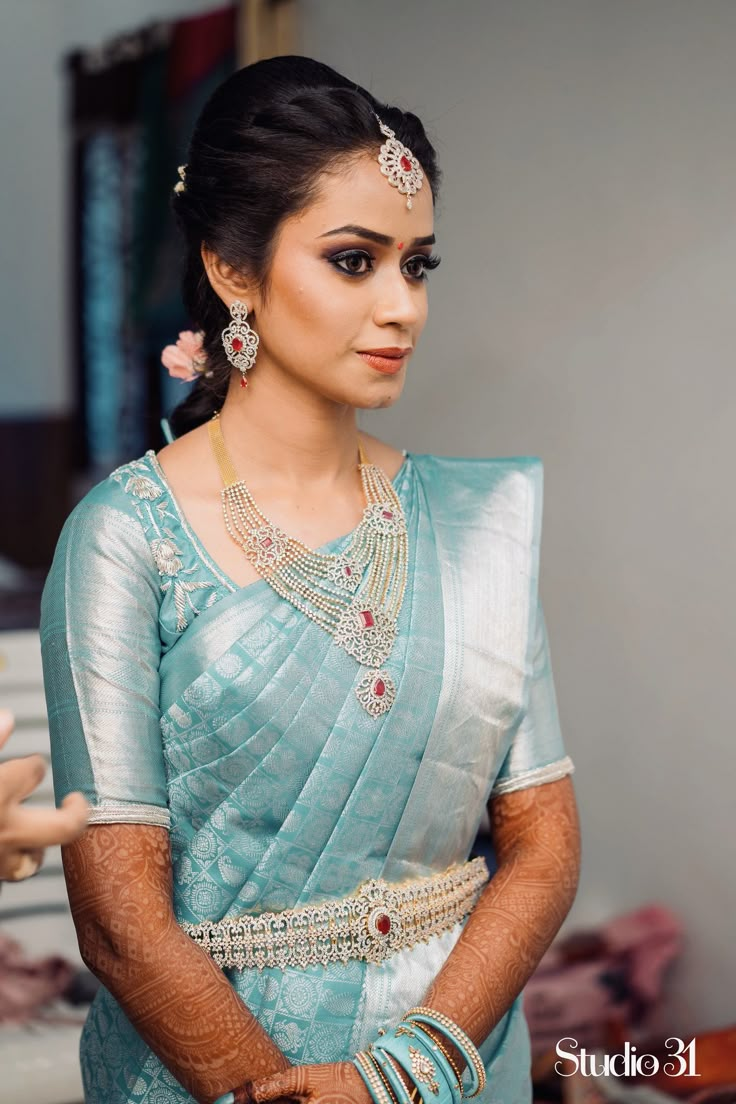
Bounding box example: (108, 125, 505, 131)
(161, 330, 208, 382)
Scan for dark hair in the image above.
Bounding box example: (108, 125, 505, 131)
(167, 54, 442, 438)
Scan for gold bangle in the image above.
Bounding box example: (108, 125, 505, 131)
(355, 1049, 398, 1104)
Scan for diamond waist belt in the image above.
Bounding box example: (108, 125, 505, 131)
(181, 855, 490, 971)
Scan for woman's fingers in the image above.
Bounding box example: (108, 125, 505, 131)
(12, 799, 89, 847)
(249, 1062, 366, 1103)
(249, 1070, 302, 1101)
(0, 708, 90, 868)
(51, 792, 91, 842)
(0, 846, 45, 881)
(59, 791, 91, 827)
(3, 796, 90, 848)
(0, 754, 47, 805)
(0, 708, 14, 748)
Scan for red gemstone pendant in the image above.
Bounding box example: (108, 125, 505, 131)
(359, 609, 375, 629)
(376, 913, 391, 935)
(355, 668, 396, 715)
(240, 375, 247, 388)
(400, 155, 412, 173)
(231, 337, 243, 352)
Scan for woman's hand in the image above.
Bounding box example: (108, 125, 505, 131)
(0, 708, 89, 881)
(248, 1060, 375, 1103)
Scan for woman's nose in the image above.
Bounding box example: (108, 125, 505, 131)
(372, 268, 424, 329)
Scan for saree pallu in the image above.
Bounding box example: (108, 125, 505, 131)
(40, 447, 574, 1104)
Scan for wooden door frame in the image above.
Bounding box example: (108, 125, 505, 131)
(239, 0, 298, 66)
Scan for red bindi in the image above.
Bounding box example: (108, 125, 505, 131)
(397, 241, 404, 250)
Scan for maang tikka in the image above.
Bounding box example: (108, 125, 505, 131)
(373, 111, 424, 209)
(222, 300, 259, 388)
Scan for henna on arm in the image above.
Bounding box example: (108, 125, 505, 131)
(417, 775, 581, 1074)
(248, 781, 580, 1104)
(63, 823, 294, 1104)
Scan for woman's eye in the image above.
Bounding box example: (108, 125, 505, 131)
(330, 250, 374, 276)
(329, 249, 442, 281)
(403, 254, 441, 280)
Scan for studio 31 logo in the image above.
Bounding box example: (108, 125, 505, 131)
(555, 1036, 699, 1078)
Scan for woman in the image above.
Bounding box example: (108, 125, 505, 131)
(40, 56, 580, 1104)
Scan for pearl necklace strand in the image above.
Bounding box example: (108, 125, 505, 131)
(207, 411, 408, 716)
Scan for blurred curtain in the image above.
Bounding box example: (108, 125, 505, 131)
(66, 5, 237, 475)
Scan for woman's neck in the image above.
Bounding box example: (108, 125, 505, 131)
(218, 370, 364, 494)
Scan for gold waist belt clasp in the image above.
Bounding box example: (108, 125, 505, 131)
(181, 855, 490, 971)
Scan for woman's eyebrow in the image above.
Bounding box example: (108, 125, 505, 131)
(318, 224, 435, 247)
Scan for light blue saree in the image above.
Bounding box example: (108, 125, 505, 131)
(40, 444, 574, 1104)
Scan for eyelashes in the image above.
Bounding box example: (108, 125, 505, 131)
(328, 248, 442, 281)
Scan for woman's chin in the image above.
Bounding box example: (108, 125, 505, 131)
(307, 367, 406, 409)
(356, 379, 405, 409)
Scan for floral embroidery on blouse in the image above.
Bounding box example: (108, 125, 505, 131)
(150, 535, 183, 575)
(110, 457, 220, 633)
(123, 472, 163, 501)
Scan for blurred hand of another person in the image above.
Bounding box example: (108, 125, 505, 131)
(0, 708, 89, 882)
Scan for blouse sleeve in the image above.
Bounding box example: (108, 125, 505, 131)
(39, 480, 170, 829)
(489, 595, 575, 798)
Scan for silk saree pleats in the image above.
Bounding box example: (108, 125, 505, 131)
(42, 446, 564, 1104)
(157, 455, 447, 922)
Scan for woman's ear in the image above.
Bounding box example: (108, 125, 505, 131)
(200, 244, 257, 313)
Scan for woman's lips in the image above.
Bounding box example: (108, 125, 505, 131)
(357, 350, 409, 374)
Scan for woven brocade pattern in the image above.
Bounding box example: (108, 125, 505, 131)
(40, 448, 574, 1103)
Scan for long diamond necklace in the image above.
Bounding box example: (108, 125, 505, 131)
(207, 411, 408, 716)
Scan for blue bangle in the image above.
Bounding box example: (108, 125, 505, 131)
(373, 1027, 461, 1104)
(402, 1009, 485, 1098)
(368, 1046, 420, 1104)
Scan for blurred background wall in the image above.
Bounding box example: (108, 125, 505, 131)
(0, 0, 732, 1048)
(1, 0, 222, 418)
(296, 0, 736, 1036)
(0, 0, 237, 576)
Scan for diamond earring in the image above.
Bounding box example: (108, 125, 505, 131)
(222, 300, 259, 388)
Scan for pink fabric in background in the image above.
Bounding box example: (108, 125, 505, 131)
(523, 903, 683, 1057)
(0, 931, 75, 1023)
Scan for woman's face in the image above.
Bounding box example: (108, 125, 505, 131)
(235, 151, 437, 409)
